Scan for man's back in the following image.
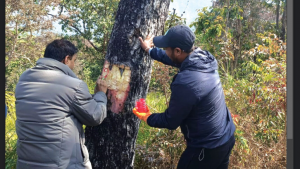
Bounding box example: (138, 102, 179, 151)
(15, 58, 107, 169)
(15, 64, 81, 122)
(176, 69, 234, 148)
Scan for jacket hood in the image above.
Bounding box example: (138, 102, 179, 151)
(180, 47, 218, 72)
(36, 58, 78, 79)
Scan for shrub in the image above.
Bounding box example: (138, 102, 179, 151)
(5, 91, 17, 169)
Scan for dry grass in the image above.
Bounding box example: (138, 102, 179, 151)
(229, 113, 286, 169)
(134, 92, 287, 169)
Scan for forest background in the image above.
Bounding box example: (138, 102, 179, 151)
(5, 0, 287, 168)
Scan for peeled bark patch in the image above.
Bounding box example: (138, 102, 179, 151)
(85, 0, 170, 168)
(102, 61, 131, 114)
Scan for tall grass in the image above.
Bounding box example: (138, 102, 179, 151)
(134, 92, 186, 169)
(5, 91, 18, 169)
(5, 89, 286, 168)
(136, 92, 167, 145)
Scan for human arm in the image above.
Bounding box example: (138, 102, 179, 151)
(71, 77, 108, 126)
(139, 35, 180, 68)
(146, 83, 196, 130)
(149, 47, 180, 67)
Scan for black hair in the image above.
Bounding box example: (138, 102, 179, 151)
(183, 47, 194, 53)
(44, 39, 78, 62)
(171, 46, 194, 54)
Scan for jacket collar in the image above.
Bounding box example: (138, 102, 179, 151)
(36, 58, 78, 79)
(179, 47, 218, 72)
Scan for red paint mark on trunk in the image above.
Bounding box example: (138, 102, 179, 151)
(101, 60, 131, 114)
(101, 60, 110, 79)
(107, 85, 130, 114)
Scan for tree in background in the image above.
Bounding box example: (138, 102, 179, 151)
(191, 0, 286, 78)
(280, 0, 286, 42)
(52, 0, 120, 82)
(5, 0, 61, 90)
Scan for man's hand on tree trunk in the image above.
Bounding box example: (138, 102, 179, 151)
(132, 105, 151, 124)
(139, 34, 154, 53)
(94, 75, 108, 94)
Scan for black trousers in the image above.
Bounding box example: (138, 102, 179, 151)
(177, 135, 235, 169)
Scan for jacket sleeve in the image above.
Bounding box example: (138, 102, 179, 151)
(71, 81, 107, 126)
(147, 83, 196, 130)
(150, 47, 181, 68)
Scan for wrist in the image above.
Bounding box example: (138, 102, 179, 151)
(145, 47, 151, 53)
(98, 87, 107, 93)
(143, 113, 151, 124)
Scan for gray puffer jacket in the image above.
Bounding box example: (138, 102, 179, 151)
(15, 58, 107, 169)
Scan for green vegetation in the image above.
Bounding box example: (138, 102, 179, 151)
(5, 92, 18, 169)
(6, 0, 286, 168)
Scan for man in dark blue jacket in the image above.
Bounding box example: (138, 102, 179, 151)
(133, 25, 236, 169)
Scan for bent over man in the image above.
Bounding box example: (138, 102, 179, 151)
(133, 25, 236, 169)
(15, 39, 108, 169)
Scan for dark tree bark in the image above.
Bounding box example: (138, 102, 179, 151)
(275, 0, 280, 31)
(280, 0, 286, 42)
(84, 0, 170, 169)
(231, 11, 242, 77)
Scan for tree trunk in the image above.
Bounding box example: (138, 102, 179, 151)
(84, 0, 170, 169)
(276, 0, 280, 31)
(231, 14, 242, 77)
(225, 0, 230, 39)
(234, 33, 241, 74)
(280, 0, 286, 42)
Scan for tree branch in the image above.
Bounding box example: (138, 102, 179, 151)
(6, 21, 19, 67)
(69, 25, 99, 51)
(52, 1, 100, 52)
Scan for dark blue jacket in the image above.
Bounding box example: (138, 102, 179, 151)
(147, 47, 236, 148)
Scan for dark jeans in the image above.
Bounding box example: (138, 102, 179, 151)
(177, 134, 235, 169)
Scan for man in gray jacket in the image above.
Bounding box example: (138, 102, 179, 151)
(15, 39, 108, 169)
